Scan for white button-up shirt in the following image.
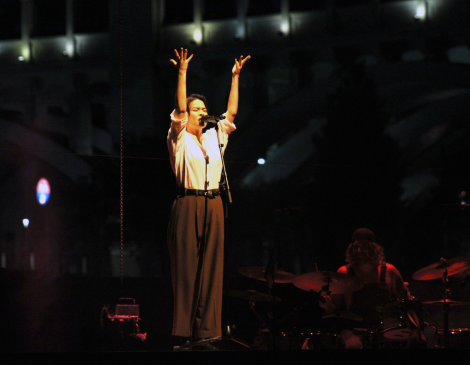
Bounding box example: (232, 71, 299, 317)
(167, 110, 236, 190)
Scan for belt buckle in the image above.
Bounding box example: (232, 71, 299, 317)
(204, 190, 214, 198)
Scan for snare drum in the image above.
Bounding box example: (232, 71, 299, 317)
(381, 300, 421, 341)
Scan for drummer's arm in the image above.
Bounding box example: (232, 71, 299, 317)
(319, 266, 348, 312)
(319, 266, 346, 312)
(388, 264, 409, 299)
(319, 293, 342, 313)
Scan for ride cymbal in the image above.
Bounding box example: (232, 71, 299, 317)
(412, 257, 470, 280)
(228, 289, 280, 302)
(238, 266, 296, 283)
(422, 299, 470, 306)
(292, 271, 360, 294)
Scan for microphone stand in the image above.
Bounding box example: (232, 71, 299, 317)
(212, 117, 251, 349)
(212, 118, 232, 218)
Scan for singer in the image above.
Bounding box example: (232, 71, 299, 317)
(167, 47, 250, 346)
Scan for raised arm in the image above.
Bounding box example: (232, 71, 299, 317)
(226, 55, 251, 124)
(170, 48, 194, 120)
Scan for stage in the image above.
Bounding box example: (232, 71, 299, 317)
(3, 266, 470, 353)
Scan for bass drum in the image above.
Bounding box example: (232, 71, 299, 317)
(381, 300, 422, 342)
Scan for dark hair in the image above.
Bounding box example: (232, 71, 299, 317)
(186, 94, 208, 113)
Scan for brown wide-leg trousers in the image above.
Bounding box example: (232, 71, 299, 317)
(167, 194, 224, 338)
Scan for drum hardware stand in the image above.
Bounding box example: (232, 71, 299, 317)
(405, 300, 441, 349)
(441, 258, 451, 349)
(276, 296, 313, 349)
(264, 253, 278, 349)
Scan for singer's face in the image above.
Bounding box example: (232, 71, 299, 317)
(188, 99, 208, 127)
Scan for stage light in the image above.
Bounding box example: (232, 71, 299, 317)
(22, 219, 29, 228)
(20, 44, 30, 62)
(258, 158, 265, 165)
(66, 41, 74, 58)
(36, 178, 51, 205)
(414, 2, 426, 21)
(193, 29, 202, 44)
(280, 21, 289, 35)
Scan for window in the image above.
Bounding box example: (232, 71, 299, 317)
(289, 0, 327, 12)
(73, 0, 108, 33)
(164, 0, 194, 25)
(32, 0, 66, 37)
(247, 0, 281, 17)
(203, 0, 237, 21)
(335, 0, 372, 7)
(0, 0, 21, 40)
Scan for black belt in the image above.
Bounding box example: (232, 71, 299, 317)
(179, 188, 220, 198)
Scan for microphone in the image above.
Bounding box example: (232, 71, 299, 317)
(201, 115, 225, 124)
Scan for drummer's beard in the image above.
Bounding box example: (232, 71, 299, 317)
(353, 253, 371, 265)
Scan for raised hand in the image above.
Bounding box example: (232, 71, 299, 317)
(232, 55, 251, 76)
(170, 48, 194, 72)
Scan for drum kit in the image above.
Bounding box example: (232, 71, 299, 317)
(228, 257, 470, 349)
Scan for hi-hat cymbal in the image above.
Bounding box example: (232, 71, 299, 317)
(238, 266, 296, 283)
(228, 289, 280, 302)
(422, 299, 470, 306)
(292, 271, 360, 294)
(321, 311, 363, 322)
(412, 257, 470, 280)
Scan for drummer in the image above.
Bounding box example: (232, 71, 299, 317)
(319, 228, 411, 348)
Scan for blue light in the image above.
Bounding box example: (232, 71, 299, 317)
(36, 178, 51, 205)
(37, 193, 49, 205)
(258, 158, 265, 165)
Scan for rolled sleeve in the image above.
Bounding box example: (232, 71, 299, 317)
(167, 110, 188, 157)
(217, 113, 236, 135)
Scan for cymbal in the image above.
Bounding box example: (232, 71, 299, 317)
(228, 289, 280, 302)
(444, 203, 470, 211)
(292, 271, 360, 294)
(454, 269, 470, 278)
(422, 299, 470, 306)
(321, 311, 363, 322)
(238, 266, 296, 283)
(412, 257, 470, 280)
(273, 207, 302, 214)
